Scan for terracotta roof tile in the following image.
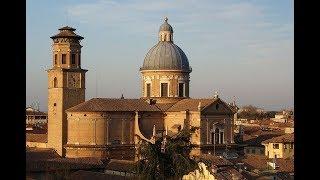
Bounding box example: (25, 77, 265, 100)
(231, 155, 294, 173)
(154, 103, 176, 111)
(66, 98, 162, 112)
(199, 154, 233, 167)
(26, 148, 60, 162)
(166, 98, 217, 111)
(26, 133, 47, 143)
(262, 133, 294, 144)
(243, 133, 283, 147)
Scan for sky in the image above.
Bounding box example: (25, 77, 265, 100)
(26, 0, 293, 112)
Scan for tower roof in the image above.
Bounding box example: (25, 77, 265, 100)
(50, 26, 84, 40)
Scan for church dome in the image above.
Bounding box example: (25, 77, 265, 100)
(140, 17, 191, 72)
(141, 42, 190, 71)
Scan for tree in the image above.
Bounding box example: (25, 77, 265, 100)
(136, 128, 197, 179)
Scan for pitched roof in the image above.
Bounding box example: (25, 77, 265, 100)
(215, 167, 247, 180)
(26, 148, 60, 161)
(26, 148, 106, 172)
(243, 133, 283, 147)
(166, 98, 218, 111)
(50, 26, 83, 40)
(26, 133, 48, 143)
(230, 155, 294, 173)
(66, 98, 162, 112)
(262, 133, 294, 144)
(154, 103, 176, 111)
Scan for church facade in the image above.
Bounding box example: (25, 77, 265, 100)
(47, 18, 237, 160)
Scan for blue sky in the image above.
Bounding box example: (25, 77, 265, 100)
(27, 0, 293, 111)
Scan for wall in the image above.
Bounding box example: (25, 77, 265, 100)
(26, 142, 48, 148)
(141, 71, 190, 100)
(263, 142, 294, 159)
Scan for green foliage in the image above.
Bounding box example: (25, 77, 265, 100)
(136, 128, 197, 179)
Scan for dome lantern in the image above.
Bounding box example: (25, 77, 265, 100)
(159, 17, 173, 42)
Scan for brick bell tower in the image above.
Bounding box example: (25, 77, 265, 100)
(47, 26, 87, 156)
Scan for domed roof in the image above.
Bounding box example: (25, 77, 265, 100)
(159, 17, 173, 32)
(141, 17, 191, 72)
(141, 41, 190, 72)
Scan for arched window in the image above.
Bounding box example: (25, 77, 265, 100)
(53, 77, 58, 88)
(215, 128, 220, 144)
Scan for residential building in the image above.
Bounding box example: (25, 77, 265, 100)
(26, 107, 48, 125)
(262, 133, 294, 159)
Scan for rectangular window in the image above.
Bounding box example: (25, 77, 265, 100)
(161, 83, 168, 97)
(219, 132, 224, 144)
(273, 143, 279, 149)
(146, 83, 151, 97)
(62, 54, 66, 64)
(78, 54, 81, 66)
(71, 54, 76, 64)
(54, 54, 58, 64)
(178, 83, 184, 97)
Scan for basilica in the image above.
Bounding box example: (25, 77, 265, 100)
(47, 18, 238, 160)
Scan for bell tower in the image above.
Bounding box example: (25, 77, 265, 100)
(47, 26, 87, 156)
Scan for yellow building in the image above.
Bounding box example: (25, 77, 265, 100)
(262, 133, 294, 159)
(46, 18, 238, 159)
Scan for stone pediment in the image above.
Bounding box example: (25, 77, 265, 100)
(201, 99, 234, 115)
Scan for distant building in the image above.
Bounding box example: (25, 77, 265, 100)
(262, 133, 294, 159)
(271, 110, 293, 123)
(26, 107, 48, 125)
